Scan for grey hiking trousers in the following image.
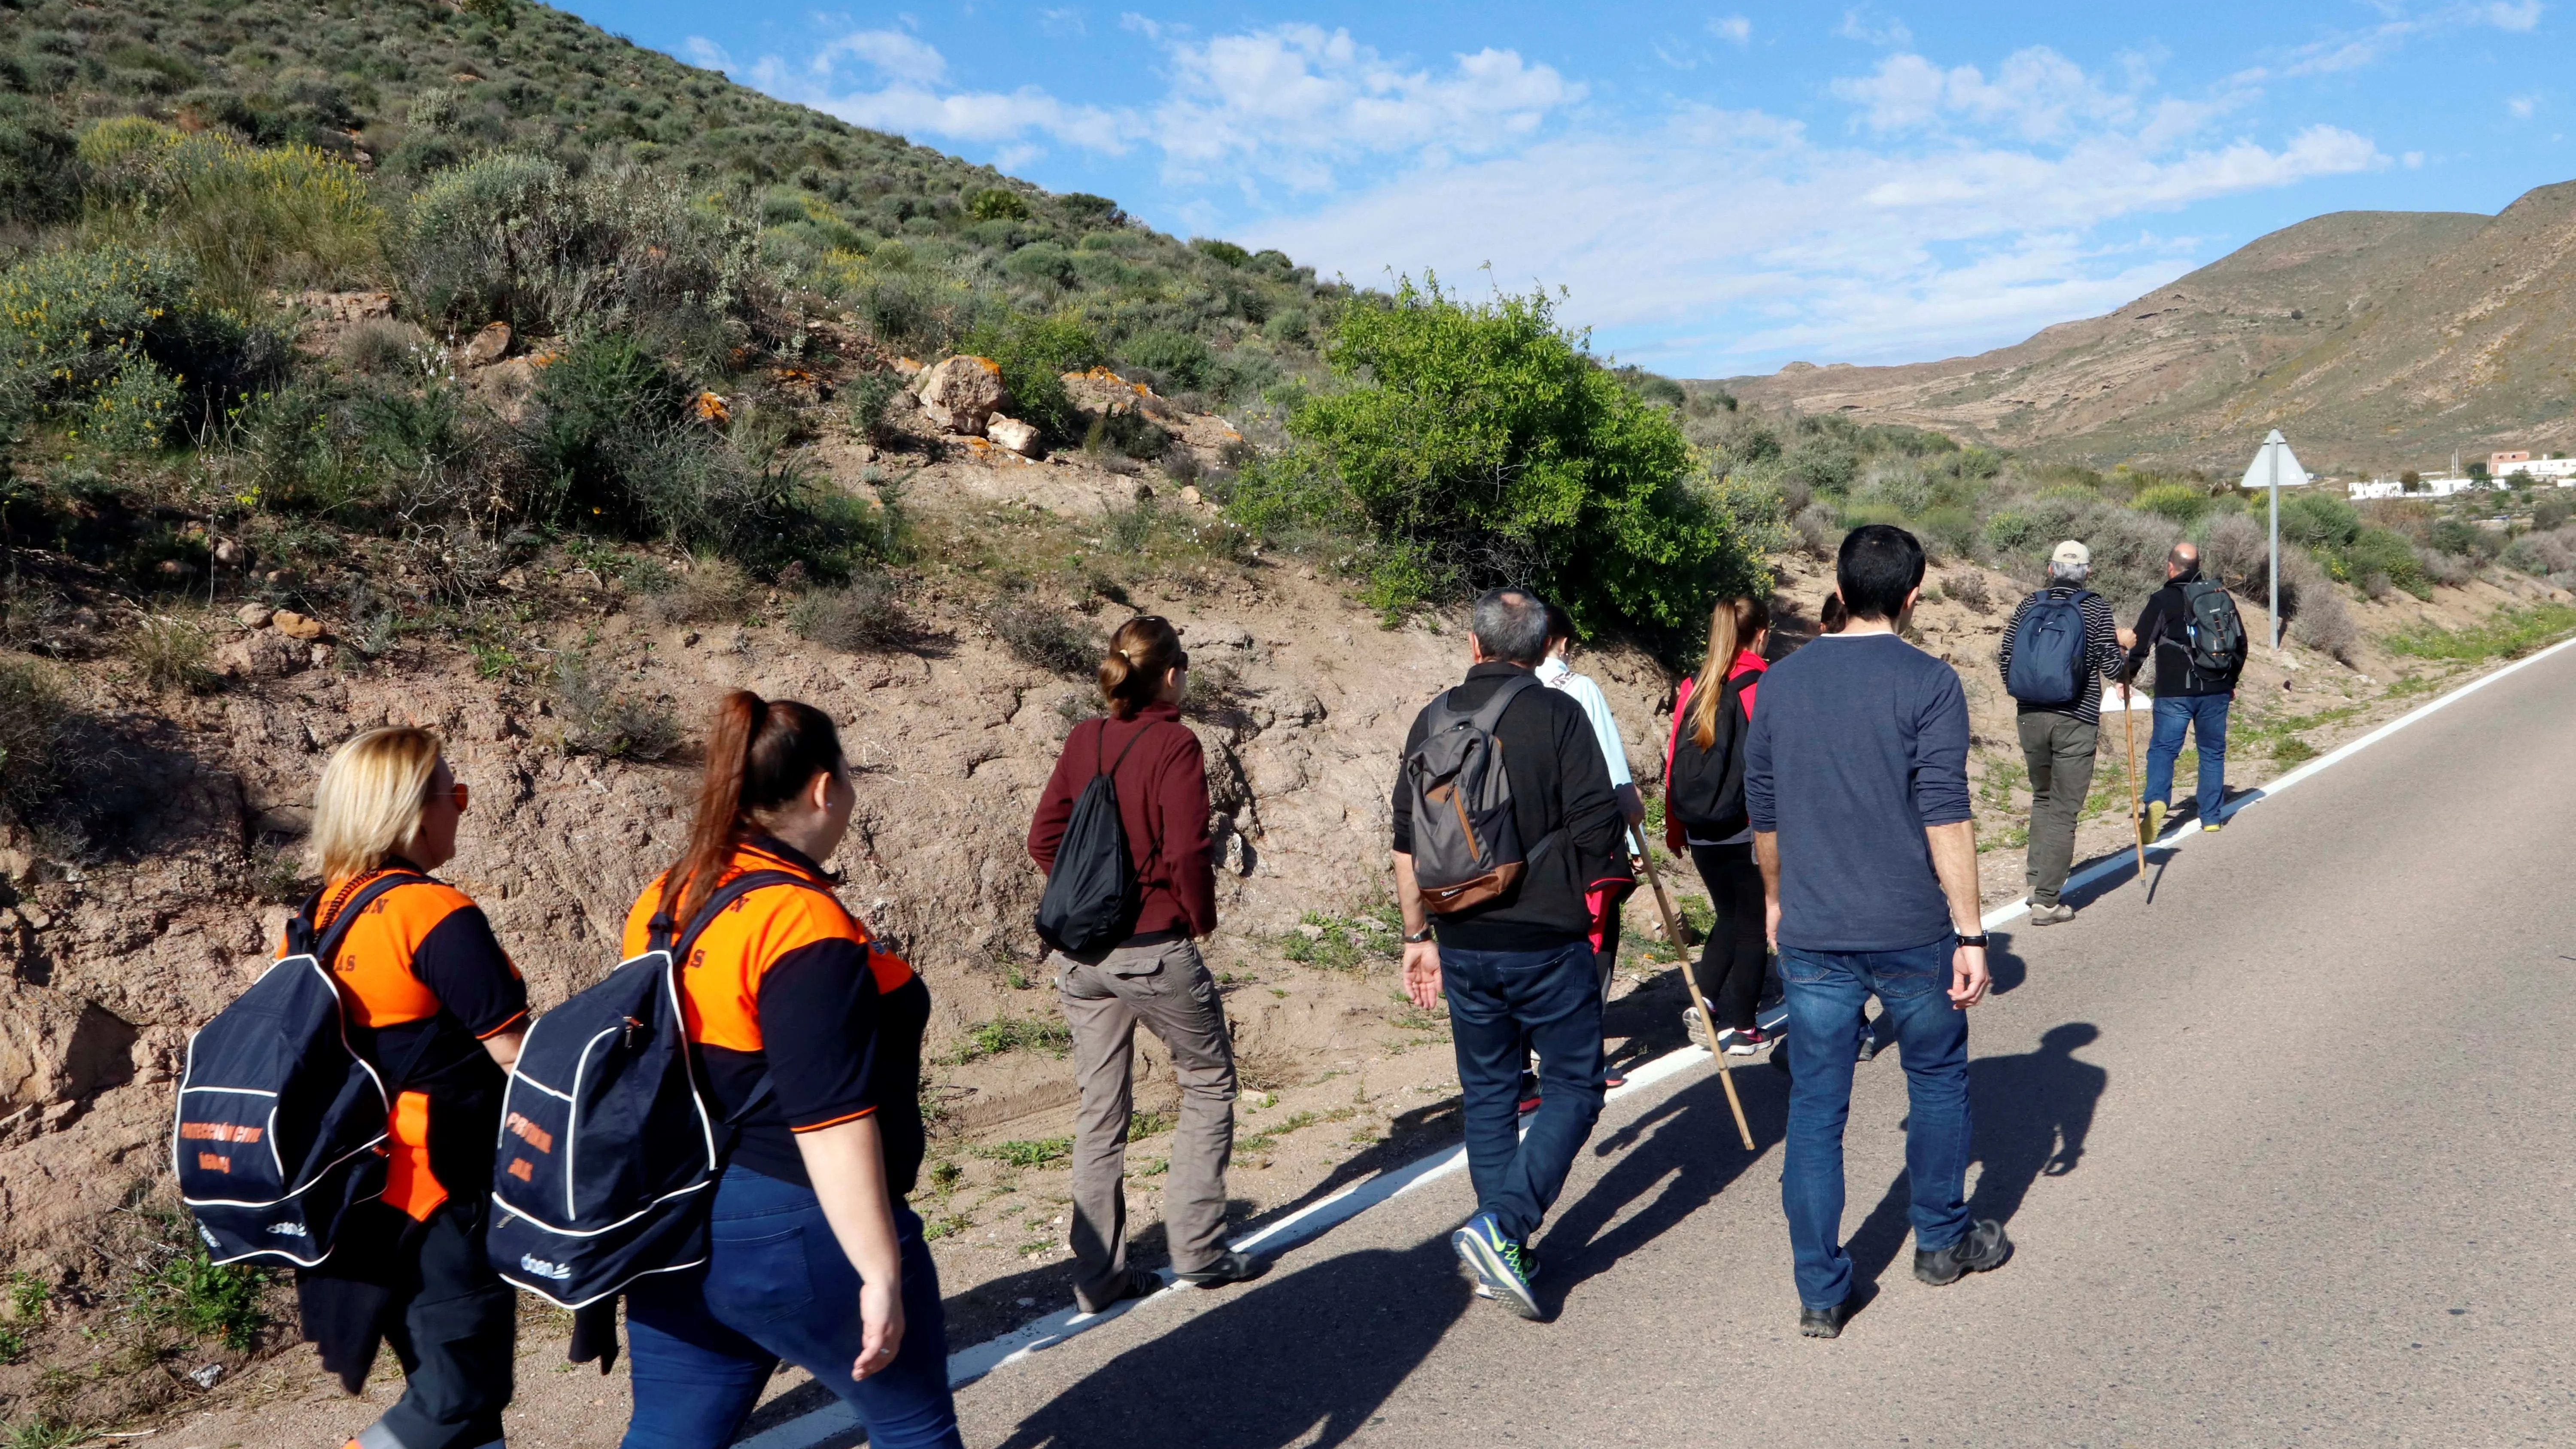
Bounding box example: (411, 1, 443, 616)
(1051, 933, 1237, 1311)
(2018, 711, 2099, 908)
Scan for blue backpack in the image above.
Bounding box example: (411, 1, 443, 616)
(486, 869, 825, 1308)
(175, 872, 426, 1267)
(2005, 590, 2095, 706)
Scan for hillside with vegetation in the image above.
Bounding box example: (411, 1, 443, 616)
(1724, 186, 2576, 475)
(4, 3, 2576, 1444)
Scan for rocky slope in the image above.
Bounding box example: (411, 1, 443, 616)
(1722, 182, 2576, 473)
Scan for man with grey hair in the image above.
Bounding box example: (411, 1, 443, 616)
(1996, 541, 2133, 923)
(1392, 587, 1632, 1319)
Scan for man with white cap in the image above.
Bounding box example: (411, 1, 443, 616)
(1994, 541, 2133, 924)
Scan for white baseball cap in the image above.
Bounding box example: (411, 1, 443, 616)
(2050, 540, 2090, 568)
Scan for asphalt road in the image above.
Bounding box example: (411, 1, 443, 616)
(945, 643, 2576, 1449)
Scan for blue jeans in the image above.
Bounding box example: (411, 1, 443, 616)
(2143, 692, 2230, 824)
(622, 1166, 962, 1449)
(1779, 937, 1973, 1310)
(1441, 937, 1604, 1243)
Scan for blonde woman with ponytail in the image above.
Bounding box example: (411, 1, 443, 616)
(1027, 615, 1261, 1313)
(1662, 596, 1776, 1054)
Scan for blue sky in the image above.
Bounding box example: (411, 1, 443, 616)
(563, 1, 2567, 378)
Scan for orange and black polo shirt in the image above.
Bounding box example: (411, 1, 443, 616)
(621, 835, 930, 1197)
(294, 863, 528, 1221)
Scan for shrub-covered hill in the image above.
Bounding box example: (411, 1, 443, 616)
(0, 0, 1336, 383)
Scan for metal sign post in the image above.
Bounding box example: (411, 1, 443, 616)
(2238, 430, 2310, 651)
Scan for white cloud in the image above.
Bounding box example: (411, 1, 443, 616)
(1249, 69, 2385, 370)
(2509, 94, 2538, 117)
(1709, 15, 1753, 46)
(1836, 8, 1914, 47)
(2404, 149, 2427, 167)
(810, 28, 949, 84)
(2281, 1, 2549, 77)
(1149, 26, 1582, 190)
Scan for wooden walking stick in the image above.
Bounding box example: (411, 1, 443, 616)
(1629, 824, 1756, 1151)
(2121, 683, 2147, 884)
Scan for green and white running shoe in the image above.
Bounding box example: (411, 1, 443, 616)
(1453, 1211, 1544, 1320)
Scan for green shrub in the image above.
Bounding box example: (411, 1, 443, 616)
(136, 1236, 268, 1350)
(844, 368, 906, 440)
(947, 1016, 1073, 1063)
(123, 616, 218, 692)
(2427, 517, 2484, 558)
(2133, 482, 2210, 524)
(81, 355, 185, 452)
(1230, 276, 1767, 644)
(788, 574, 905, 653)
(0, 94, 80, 228)
(2534, 491, 2574, 532)
(966, 187, 1030, 222)
(1000, 242, 1076, 289)
(0, 243, 276, 442)
(1120, 328, 1214, 392)
(398, 156, 756, 355)
(960, 313, 1104, 442)
(992, 602, 1098, 675)
(1191, 237, 1250, 267)
(2279, 492, 2361, 549)
(2385, 603, 2576, 661)
(78, 120, 384, 307)
(1983, 510, 2039, 554)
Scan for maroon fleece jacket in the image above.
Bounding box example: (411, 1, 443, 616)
(1027, 702, 1217, 940)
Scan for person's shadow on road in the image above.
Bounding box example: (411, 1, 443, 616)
(1531, 1065, 1786, 1313)
(986, 1235, 1472, 1449)
(1843, 1022, 2107, 1289)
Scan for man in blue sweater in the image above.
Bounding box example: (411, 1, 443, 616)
(1746, 524, 2011, 1339)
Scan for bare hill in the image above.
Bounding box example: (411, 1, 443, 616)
(1723, 183, 2576, 472)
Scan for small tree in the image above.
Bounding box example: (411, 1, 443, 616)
(1229, 275, 1766, 644)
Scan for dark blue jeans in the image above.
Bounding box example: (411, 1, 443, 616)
(1441, 936, 1604, 1243)
(2143, 691, 2230, 824)
(1779, 936, 1972, 1310)
(622, 1165, 962, 1449)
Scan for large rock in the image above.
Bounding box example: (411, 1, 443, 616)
(462, 321, 512, 367)
(916, 355, 1008, 435)
(1061, 366, 1154, 419)
(986, 414, 1042, 456)
(214, 630, 308, 679)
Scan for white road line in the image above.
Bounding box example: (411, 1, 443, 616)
(745, 630, 2576, 1448)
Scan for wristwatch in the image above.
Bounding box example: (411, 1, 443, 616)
(1955, 932, 1990, 948)
(1403, 928, 1435, 945)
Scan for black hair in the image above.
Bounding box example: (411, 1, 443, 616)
(1836, 524, 1926, 623)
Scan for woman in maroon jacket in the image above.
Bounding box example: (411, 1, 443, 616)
(1028, 615, 1263, 1312)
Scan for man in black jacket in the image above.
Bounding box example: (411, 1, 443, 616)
(1392, 588, 1632, 1321)
(2118, 542, 2246, 841)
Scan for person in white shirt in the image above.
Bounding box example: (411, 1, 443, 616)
(1539, 606, 1646, 1093)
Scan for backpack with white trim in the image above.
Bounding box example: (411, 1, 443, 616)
(173, 871, 426, 1266)
(485, 869, 830, 1308)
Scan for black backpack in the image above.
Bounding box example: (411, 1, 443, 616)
(2180, 580, 2246, 681)
(1034, 720, 1160, 954)
(1666, 673, 1751, 837)
(485, 870, 829, 1309)
(1400, 675, 1537, 914)
(2005, 589, 2095, 706)
(175, 871, 427, 1267)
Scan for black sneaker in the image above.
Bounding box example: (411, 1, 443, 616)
(1075, 1267, 1163, 1315)
(1798, 1282, 1872, 1338)
(1175, 1250, 1268, 1289)
(1913, 1219, 2012, 1286)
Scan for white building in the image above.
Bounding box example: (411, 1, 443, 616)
(2349, 474, 2487, 500)
(2492, 455, 2576, 484)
